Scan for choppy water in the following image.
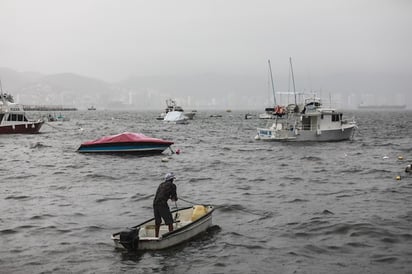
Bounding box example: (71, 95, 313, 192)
(1, 110, 411, 274)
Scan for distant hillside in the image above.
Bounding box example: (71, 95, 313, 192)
(3, 67, 407, 110)
(0, 68, 117, 109)
(0, 67, 43, 90)
(0, 68, 268, 110)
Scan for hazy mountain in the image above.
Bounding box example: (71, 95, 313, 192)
(0, 68, 269, 110)
(0, 67, 44, 90)
(0, 67, 410, 110)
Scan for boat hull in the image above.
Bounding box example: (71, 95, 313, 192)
(0, 121, 43, 134)
(112, 206, 214, 250)
(77, 142, 172, 154)
(256, 124, 356, 142)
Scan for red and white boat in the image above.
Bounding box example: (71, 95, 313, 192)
(0, 90, 44, 134)
(77, 132, 174, 154)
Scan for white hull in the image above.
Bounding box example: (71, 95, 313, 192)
(163, 111, 189, 124)
(256, 124, 356, 141)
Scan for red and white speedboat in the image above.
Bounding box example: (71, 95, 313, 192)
(0, 91, 44, 134)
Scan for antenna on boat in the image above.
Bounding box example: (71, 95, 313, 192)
(289, 57, 297, 106)
(0, 79, 5, 104)
(268, 59, 277, 106)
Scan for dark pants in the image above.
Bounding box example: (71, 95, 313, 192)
(153, 204, 173, 226)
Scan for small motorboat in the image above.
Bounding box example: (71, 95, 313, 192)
(111, 205, 215, 251)
(77, 132, 174, 154)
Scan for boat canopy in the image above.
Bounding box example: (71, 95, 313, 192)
(81, 132, 174, 146)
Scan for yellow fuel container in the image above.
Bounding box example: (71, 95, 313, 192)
(191, 205, 207, 221)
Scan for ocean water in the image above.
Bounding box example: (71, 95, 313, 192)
(0, 110, 411, 274)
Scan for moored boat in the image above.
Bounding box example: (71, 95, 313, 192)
(77, 132, 174, 154)
(0, 85, 44, 134)
(157, 99, 196, 120)
(255, 96, 357, 141)
(111, 205, 214, 251)
(255, 58, 357, 142)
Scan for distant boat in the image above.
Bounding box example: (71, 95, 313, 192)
(88, 106, 96, 110)
(46, 113, 70, 122)
(245, 113, 254, 119)
(357, 104, 407, 110)
(77, 132, 174, 154)
(157, 99, 195, 120)
(0, 82, 44, 134)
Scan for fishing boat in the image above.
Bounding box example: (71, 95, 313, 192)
(255, 96, 357, 141)
(255, 58, 357, 142)
(0, 84, 44, 134)
(111, 205, 215, 251)
(156, 99, 196, 120)
(77, 132, 174, 154)
(88, 106, 96, 110)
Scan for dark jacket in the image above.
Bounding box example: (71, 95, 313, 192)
(153, 180, 177, 207)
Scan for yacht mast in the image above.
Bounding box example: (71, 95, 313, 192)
(289, 57, 297, 106)
(268, 59, 277, 106)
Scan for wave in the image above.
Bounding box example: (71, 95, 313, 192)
(5, 195, 31, 200)
(0, 229, 18, 235)
(95, 197, 124, 203)
(301, 156, 323, 161)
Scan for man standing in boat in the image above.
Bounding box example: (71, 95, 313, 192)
(153, 172, 178, 237)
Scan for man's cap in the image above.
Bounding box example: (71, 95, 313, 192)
(164, 172, 176, 181)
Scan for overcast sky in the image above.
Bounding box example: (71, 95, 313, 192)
(1, 0, 411, 90)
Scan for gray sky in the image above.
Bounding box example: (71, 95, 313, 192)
(1, 0, 411, 91)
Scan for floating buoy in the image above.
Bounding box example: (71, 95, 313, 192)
(161, 157, 169, 162)
(396, 175, 401, 180)
(398, 156, 404, 160)
(175, 149, 181, 155)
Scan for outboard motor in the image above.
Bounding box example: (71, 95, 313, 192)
(119, 228, 140, 251)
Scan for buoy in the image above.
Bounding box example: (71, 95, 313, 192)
(175, 149, 180, 155)
(396, 175, 401, 180)
(161, 157, 169, 162)
(398, 156, 404, 160)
